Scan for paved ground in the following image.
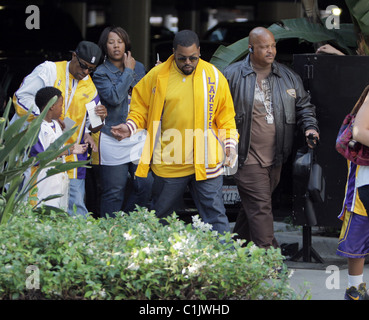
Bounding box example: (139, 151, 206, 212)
(272, 222, 369, 300)
(230, 221, 369, 300)
(286, 260, 369, 300)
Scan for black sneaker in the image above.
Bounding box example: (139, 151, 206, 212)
(344, 283, 369, 300)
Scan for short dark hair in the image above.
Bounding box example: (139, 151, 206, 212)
(173, 30, 199, 49)
(35, 87, 62, 111)
(98, 26, 131, 56)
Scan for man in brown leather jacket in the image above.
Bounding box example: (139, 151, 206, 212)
(223, 27, 320, 249)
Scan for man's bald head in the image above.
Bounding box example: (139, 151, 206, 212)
(248, 27, 276, 67)
(249, 27, 275, 47)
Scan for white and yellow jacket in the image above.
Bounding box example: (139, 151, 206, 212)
(12, 61, 99, 179)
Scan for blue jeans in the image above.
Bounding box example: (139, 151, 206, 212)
(151, 173, 230, 234)
(100, 162, 153, 217)
(68, 178, 88, 217)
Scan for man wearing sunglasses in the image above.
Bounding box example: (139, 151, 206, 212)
(12, 40, 107, 217)
(111, 30, 238, 234)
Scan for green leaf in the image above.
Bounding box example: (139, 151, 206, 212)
(44, 160, 90, 177)
(210, 18, 357, 72)
(0, 99, 12, 144)
(145, 288, 151, 299)
(2, 113, 31, 142)
(33, 204, 68, 215)
(36, 127, 78, 166)
(346, 0, 369, 35)
(0, 130, 29, 166)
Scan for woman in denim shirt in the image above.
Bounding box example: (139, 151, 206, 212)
(92, 26, 153, 217)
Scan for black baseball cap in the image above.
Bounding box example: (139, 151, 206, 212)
(74, 41, 102, 65)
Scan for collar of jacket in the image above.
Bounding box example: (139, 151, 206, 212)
(241, 54, 282, 78)
(102, 58, 123, 74)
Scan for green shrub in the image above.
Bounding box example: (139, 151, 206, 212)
(0, 205, 302, 300)
(0, 97, 89, 224)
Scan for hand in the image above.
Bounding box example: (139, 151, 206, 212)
(124, 51, 136, 70)
(84, 132, 97, 152)
(316, 44, 345, 56)
(224, 147, 238, 168)
(155, 53, 162, 66)
(71, 143, 88, 155)
(111, 123, 131, 141)
(305, 129, 320, 148)
(95, 104, 107, 122)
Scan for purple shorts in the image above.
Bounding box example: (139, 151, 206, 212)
(337, 211, 369, 259)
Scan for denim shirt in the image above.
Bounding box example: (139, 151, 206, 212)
(92, 59, 146, 137)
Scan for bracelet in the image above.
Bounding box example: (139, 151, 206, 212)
(67, 148, 71, 156)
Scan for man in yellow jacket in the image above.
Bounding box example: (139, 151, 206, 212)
(111, 30, 238, 234)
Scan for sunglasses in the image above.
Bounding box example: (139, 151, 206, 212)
(176, 56, 199, 63)
(76, 55, 96, 73)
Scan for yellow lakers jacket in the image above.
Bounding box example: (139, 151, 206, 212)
(126, 55, 238, 181)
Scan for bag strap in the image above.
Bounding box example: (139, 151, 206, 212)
(308, 146, 317, 164)
(351, 84, 369, 115)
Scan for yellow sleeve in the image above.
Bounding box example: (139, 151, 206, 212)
(126, 77, 151, 132)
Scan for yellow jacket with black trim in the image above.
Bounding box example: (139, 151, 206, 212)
(126, 55, 238, 181)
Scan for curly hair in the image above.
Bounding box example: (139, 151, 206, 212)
(35, 86, 62, 111)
